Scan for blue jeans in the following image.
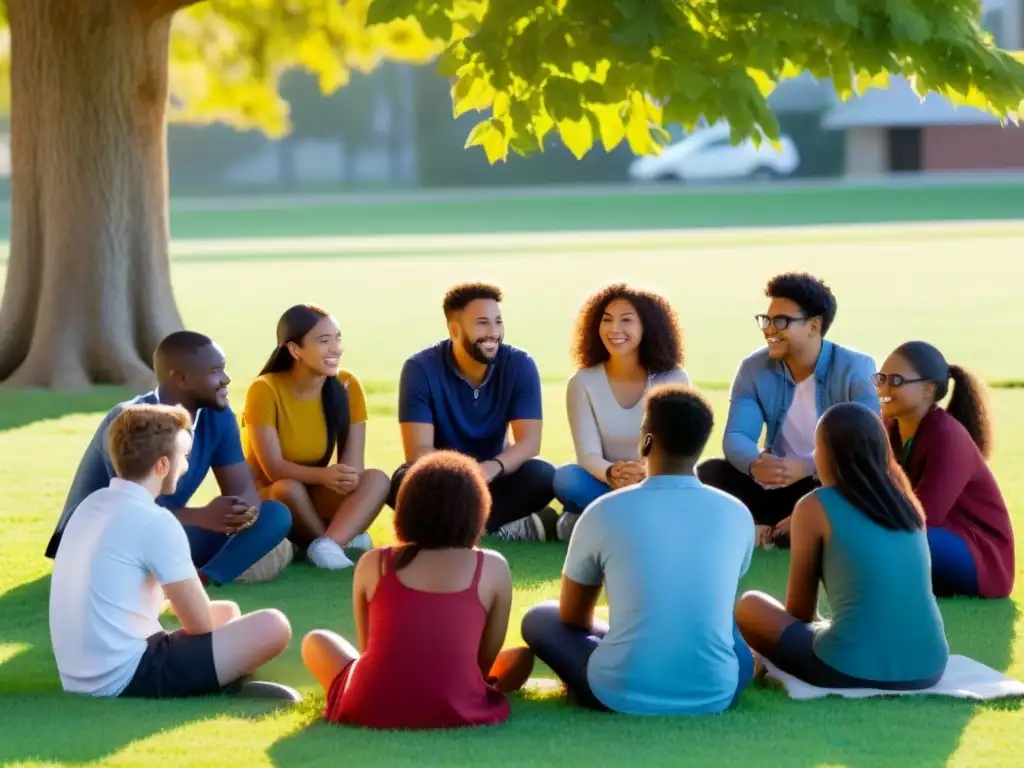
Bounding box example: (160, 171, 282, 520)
(553, 464, 611, 514)
(521, 601, 754, 712)
(184, 500, 292, 585)
(928, 527, 980, 597)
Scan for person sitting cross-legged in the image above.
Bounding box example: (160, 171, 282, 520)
(735, 402, 949, 690)
(389, 282, 558, 541)
(512, 384, 757, 715)
(46, 331, 293, 585)
(554, 283, 690, 541)
(243, 304, 390, 571)
(877, 342, 1014, 598)
(697, 273, 878, 548)
(302, 451, 533, 730)
(49, 404, 296, 701)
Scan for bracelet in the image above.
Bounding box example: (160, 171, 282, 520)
(492, 458, 506, 477)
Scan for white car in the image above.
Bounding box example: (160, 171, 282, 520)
(628, 122, 800, 183)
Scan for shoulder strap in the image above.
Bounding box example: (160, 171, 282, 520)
(470, 549, 485, 588)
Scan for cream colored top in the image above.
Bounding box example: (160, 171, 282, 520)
(566, 364, 691, 480)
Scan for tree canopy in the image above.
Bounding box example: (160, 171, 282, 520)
(5, 0, 1024, 163)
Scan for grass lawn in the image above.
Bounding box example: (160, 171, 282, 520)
(2, 206, 1024, 766)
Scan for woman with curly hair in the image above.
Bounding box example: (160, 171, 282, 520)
(301, 451, 533, 730)
(875, 341, 1014, 598)
(554, 284, 689, 540)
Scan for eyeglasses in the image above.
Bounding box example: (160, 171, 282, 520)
(755, 314, 808, 331)
(871, 373, 929, 388)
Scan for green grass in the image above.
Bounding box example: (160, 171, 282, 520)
(2, 204, 1024, 766)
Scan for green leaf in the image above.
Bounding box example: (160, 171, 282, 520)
(434, 46, 464, 78)
(746, 68, 777, 98)
(625, 93, 655, 155)
(557, 115, 595, 159)
(366, 0, 418, 27)
(163, 0, 1024, 165)
(854, 69, 890, 94)
(465, 117, 510, 163)
(834, 0, 859, 26)
(544, 76, 586, 121)
(420, 7, 453, 42)
(588, 103, 627, 151)
(450, 74, 495, 117)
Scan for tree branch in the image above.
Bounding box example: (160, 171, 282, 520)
(140, 0, 206, 20)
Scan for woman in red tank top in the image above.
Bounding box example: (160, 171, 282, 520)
(301, 451, 534, 729)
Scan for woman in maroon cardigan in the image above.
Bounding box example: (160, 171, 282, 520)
(874, 341, 1014, 599)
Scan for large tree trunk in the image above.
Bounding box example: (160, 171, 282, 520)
(0, 0, 184, 388)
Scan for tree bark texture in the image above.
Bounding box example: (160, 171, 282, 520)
(0, 0, 184, 388)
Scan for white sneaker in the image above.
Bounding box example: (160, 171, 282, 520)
(345, 532, 374, 551)
(306, 537, 355, 570)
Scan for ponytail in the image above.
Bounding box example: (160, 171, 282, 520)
(895, 341, 993, 459)
(318, 376, 350, 467)
(259, 346, 293, 377)
(947, 364, 992, 459)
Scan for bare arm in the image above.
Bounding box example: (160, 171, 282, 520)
(559, 574, 602, 630)
(162, 577, 214, 635)
(785, 496, 825, 623)
(352, 549, 380, 652)
(490, 419, 541, 475)
(339, 421, 367, 472)
(478, 553, 513, 676)
(399, 422, 435, 464)
(211, 461, 261, 508)
(248, 424, 325, 486)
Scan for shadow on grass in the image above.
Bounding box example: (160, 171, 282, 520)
(268, 548, 1020, 768)
(0, 575, 204, 764)
(0, 572, 318, 765)
(0, 386, 131, 433)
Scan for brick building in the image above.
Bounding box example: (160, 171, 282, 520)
(822, 0, 1024, 176)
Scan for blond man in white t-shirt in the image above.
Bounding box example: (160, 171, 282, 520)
(49, 404, 296, 701)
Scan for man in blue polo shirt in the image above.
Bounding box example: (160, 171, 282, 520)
(390, 282, 558, 541)
(46, 331, 292, 585)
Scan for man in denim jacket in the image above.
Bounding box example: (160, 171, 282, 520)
(697, 273, 878, 546)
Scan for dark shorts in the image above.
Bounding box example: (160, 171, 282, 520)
(119, 629, 223, 700)
(774, 622, 943, 691)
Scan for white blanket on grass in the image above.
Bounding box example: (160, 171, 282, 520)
(764, 655, 1024, 701)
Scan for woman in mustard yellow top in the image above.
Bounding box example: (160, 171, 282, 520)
(243, 304, 390, 571)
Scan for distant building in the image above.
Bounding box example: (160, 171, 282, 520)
(823, 0, 1024, 176)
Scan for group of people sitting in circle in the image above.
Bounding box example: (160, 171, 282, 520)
(45, 272, 1015, 727)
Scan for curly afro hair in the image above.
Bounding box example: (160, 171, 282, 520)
(393, 451, 490, 569)
(571, 283, 684, 373)
(765, 272, 838, 337)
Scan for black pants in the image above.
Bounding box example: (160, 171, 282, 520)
(696, 458, 819, 527)
(388, 457, 556, 532)
(772, 622, 944, 690)
(120, 630, 222, 699)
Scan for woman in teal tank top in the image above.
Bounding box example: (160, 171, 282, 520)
(736, 402, 949, 689)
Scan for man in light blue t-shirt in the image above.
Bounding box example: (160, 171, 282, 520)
(520, 383, 756, 715)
